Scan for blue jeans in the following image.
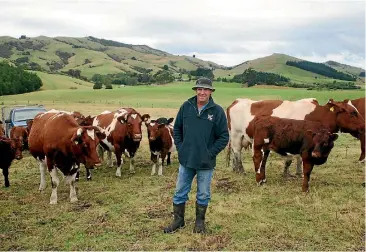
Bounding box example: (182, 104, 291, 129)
(173, 164, 214, 206)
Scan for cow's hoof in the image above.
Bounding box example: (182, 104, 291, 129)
(70, 197, 78, 203)
(50, 200, 57, 205)
(75, 177, 79, 181)
(129, 171, 136, 174)
(87, 177, 92, 181)
(151, 173, 155, 176)
(115, 173, 121, 177)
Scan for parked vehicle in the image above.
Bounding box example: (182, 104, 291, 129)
(1, 105, 47, 137)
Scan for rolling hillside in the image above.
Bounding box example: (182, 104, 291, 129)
(0, 36, 364, 86)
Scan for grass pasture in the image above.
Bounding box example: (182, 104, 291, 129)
(0, 82, 365, 250)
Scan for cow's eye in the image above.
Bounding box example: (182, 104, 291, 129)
(351, 111, 358, 117)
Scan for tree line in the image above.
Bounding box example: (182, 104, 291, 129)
(0, 62, 43, 95)
(286, 60, 356, 81)
(230, 68, 290, 86)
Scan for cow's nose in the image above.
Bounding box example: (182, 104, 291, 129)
(311, 152, 320, 158)
(149, 136, 155, 141)
(134, 134, 142, 139)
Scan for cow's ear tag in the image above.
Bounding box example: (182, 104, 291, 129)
(330, 107, 334, 112)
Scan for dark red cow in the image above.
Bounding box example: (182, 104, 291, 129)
(10, 126, 29, 150)
(250, 116, 338, 192)
(145, 117, 175, 176)
(0, 137, 22, 187)
(93, 108, 150, 176)
(28, 111, 105, 204)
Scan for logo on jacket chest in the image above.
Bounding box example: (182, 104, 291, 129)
(207, 114, 213, 121)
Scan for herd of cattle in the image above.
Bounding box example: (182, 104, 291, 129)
(0, 96, 364, 204)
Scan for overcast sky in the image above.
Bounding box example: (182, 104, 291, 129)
(1, 0, 365, 68)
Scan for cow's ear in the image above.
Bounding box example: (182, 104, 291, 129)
(327, 98, 334, 104)
(168, 117, 174, 124)
(305, 130, 315, 140)
(91, 126, 106, 140)
(141, 114, 150, 122)
(343, 99, 350, 103)
(117, 115, 127, 124)
(71, 128, 83, 144)
(330, 133, 339, 142)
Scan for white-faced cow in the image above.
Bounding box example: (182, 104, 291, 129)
(93, 108, 150, 176)
(28, 111, 106, 204)
(145, 117, 176, 176)
(0, 136, 23, 187)
(227, 98, 365, 174)
(250, 116, 338, 192)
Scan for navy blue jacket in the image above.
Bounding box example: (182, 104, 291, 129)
(173, 96, 229, 170)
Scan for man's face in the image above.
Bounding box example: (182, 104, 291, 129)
(196, 88, 212, 104)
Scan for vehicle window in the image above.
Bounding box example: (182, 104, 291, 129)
(13, 109, 44, 122)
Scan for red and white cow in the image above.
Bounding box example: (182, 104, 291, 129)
(227, 98, 365, 174)
(145, 117, 175, 176)
(0, 136, 23, 187)
(28, 110, 105, 204)
(93, 108, 150, 176)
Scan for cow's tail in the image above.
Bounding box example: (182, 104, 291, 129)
(225, 100, 238, 167)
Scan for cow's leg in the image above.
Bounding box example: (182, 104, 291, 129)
(302, 160, 314, 193)
(259, 150, 270, 183)
(129, 154, 136, 174)
(97, 144, 105, 162)
(107, 151, 113, 168)
(151, 154, 158, 176)
(167, 152, 171, 165)
(295, 155, 303, 177)
(115, 148, 123, 177)
(283, 156, 293, 177)
(49, 167, 59, 204)
(253, 141, 265, 185)
(231, 135, 245, 173)
(359, 133, 365, 162)
(39, 160, 47, 191)
(2, 167, 9, 187)
(158, 153, 166, 176)
(65, 173, 78, 203)
(86, 168, 92, 180)
(75, 163, 80, 181)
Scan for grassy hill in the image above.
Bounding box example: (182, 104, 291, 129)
(0, 36, 364, 87)
(0, 36, 226, 80)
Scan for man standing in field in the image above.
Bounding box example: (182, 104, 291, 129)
(163, 77, 229, 234)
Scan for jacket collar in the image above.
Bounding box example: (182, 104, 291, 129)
(188, 95, 215, 111)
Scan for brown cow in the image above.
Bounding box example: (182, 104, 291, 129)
(145, 117, 175, 176)
(93, 108, 150, 176)
(28, 111, 106, 204)
(227, 98, 365, 174)
(250, 116, 338, 192)
(0, 137, 23, 187)
(10, 126, 29, 150)
(0, 120, 4, 137)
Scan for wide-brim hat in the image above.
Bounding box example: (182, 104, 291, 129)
(192, 77, 215, 92)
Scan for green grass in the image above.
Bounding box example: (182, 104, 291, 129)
(0, 133, 364, 250)
(0, 80, 364, 109)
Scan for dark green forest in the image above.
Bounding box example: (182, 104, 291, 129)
(286, 60, 356, 81)
(0, 62, 43, 95)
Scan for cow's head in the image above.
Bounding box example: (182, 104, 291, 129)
(145, 117, 174, 141)
(118, 112, 150, 142)
(71, 111, 86, 125)
(305, 129, 338, 160)
(71, 126, 106, 169)
(78, 115, 95, 126)
(326, 99, 365, 135)
(26, 119, 33, 134)
(10, 137, 23, 160)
